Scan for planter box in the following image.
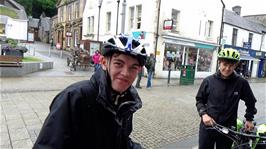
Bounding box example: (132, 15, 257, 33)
(0, 61, 53, 77)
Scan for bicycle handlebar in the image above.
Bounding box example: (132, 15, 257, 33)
(212, 123, 266, 140)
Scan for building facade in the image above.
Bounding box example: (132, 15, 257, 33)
(83, 0, 223, 78)
(0, 0, 28, 41)
(54, 0, 86, 50)
(222, 7, 266, 78)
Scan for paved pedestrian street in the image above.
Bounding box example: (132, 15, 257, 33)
(1, 76, 265, 149)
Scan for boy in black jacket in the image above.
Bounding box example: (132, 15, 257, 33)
(196, 48, 257, 149)
(33, 35, 147, 149)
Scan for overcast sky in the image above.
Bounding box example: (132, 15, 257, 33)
(222, 0, 266, 16)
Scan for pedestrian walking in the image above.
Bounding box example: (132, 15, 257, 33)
(50, 38, 54, 49)
(195, 48, 257, 149)
(135, 67, 144, 88)
(33, 34, 147, 149)
(145, 53, 156, 88)
(92, 50, 101, 71)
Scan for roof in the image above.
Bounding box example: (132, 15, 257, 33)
(224, 9, 265, 34)
(40, 17, 51, 31)
(28, 17, 40, 28)
(2, 0, 27, 20)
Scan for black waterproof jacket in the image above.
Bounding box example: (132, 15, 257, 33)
(196, 71, 257, 126)
(33, 68, 143, 149)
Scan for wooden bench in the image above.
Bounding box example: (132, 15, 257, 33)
(0, 55, 22, 67)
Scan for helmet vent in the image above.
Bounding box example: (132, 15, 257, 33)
(108, 38, 116, 45)
(232, 51, 235, 57)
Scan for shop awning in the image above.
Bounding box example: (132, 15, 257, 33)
(240, 55, 260, 61)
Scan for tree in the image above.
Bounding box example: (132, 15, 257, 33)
(15, 0, 57, 18)
(15, 0, 33, 16)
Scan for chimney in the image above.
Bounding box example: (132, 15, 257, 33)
(232, 6, 241, 15)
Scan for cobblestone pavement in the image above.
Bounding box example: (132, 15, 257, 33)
(1, 76, 265, 149)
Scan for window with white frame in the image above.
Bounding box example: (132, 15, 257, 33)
(248, 33, 253, 47)
(87, 16, 94, 34)
(171, 9, 180, 33)
(60, 7, 64, 22)
(106, 12, 111, 32)
(205, 20, 213, 37)
(87, 17, 91, 34)
(232, 28, 238, 46)
(136, 5, 142, 29)
(129, 7, 134, 30)
(68, 5, 72, 21)
(75, 2, 80, 19)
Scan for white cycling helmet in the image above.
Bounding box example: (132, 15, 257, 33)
(102, 34, 147, 66)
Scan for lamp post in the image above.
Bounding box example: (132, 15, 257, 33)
(116, 0, 120, 35)
(97, 0, 103, 41)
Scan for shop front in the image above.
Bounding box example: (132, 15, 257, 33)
(250, 50, 266, 78)
(156, 35, 218, 78)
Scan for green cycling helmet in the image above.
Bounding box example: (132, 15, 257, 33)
(218, 48, 240, 61)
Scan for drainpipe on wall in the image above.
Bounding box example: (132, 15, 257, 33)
(154, 0, 161, 60)
(116, 0, 120, 35)
(259, 31, 266, 51)
(219, 0, 225, 51)
(120, 0, 126, 34)
(217, 0, 225, 71)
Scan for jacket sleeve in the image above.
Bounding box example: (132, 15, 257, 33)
(33, 90, 79, 149)
(128, 139, 143, 149)
(196, 79, 209, 117)
(240, 80, 257, 121)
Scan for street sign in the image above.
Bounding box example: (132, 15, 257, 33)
(243, 42, 251, 49)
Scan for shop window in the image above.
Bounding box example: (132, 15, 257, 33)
(186, 47, 197, 66)
(163, 43, 184, 71)
(197, 49, 213, 72)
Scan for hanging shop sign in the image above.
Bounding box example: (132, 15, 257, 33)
(163, 19, 173, 30)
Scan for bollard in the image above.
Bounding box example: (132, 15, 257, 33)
(33, 48, 35, 56)
(49, 47, 51, 57)
(60, 49, 63, 58)
(167, 61, 172, 85)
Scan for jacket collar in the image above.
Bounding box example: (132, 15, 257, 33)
(215, 70, 239, 80)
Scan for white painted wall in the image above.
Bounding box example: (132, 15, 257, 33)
(223, 24, 262, 50)
(6, 17, 28, 40)
(82, 0, 223, 78)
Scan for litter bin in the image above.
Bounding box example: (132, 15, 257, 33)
(180, 65, 195, 85)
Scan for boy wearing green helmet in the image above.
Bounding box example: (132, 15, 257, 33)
(196, 48, 257, 149)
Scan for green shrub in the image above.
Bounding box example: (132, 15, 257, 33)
(22, 56, 43, 62)
(6, 38, 18, 48)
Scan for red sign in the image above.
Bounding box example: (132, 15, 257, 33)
(163, 19, 173, 30)
(66, 32, 72, 37)
(56, 43, 61, 49)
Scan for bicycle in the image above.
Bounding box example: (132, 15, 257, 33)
(208, 120, 266, 149)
